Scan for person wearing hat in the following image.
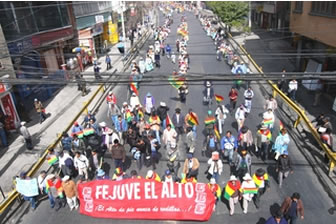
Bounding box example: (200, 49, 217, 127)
(243, 86, 254, 114)
(215, 104, 229, 135)
(71, 121, 83, 137)
(224, 175, 241, 216)
(45, 174, 66, 210)
(18, 172, 37, 210)
(161, 169, 178, 183)
(207, 151, 223, 183)
(203, 80, 214, 106)
(277, 153, 293, 188)
(144, 92, 155, 115)
(256, 124, 272, 161)
(264, 96, 278, 112)
(20, 121, 33, 150)
(162, 124, 177, 153)
(149, 111, 161, 145)
(58, 150, 74, 177)
(105, 54, 112, 70)
(145, 53, 154, 72)
(235, 104, 247, 131)
(34, 98, 47, 124)
(208, 178, 221, 204)
(157, 102, 170, 129)
(263, 108, 275, 132)
(186, 126, 196, 155)
(106, 92, 118, 119)
(253, 168, 270, 209)
(112, 167, 127, 181)
(96, 169, 109, 180)
(172, 108, 184, 136)
(265, 210, 288, 224)
(83, 111, 96, 126)
(240, 173, 257, 214)
(280, 192, 304, 223)
(61, 175, 78, 211)
(146, 169, 161, 182)
(235, 149, 252, 180)
(184, 108, 198, 139)
(183, 153, 200, 179)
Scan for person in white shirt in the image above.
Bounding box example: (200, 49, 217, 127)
(129, 92, 140, 111)
(74, 151, 89, 180)
(264, 96, 278, 112)
(263, 109, 275, 132)
(235, 105, 247, 131)
(215, 104, 229, 134)
(244, 87, 254, 114)
(20, 121, 33, 150)
(58, 150, 74, 177)
(241, 173, 257, 214)
(162, 124, 177, 153)
(37, 170, 47, 194)
(288, 79, 298, 100)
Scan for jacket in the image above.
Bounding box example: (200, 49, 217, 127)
(72, 138, 86, 153)
(183, 158, 200, 174)
(265, 217, 288, 224)
(277, 155, 292, 172)
(172, 113, 184, 128)
(156, 106, 169, 121)
(162, 128, 177, 146)
(207, 159, 223, 175)
(62, 180, 77, 198)
(221, 135, 238, 150)
(281, 196, 304, 217)
(114, 119, 128, 132)
(74, 155, 89, 169)
(111, 144, 126, 161)
(34, 101, 44, 113)
(235, 154, 252, 172)
(239, 129, 253, 146)
(215, 105, 229, 121)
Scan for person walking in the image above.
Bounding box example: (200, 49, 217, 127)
(235, 105, 247, 131)
(228, 87, 238, 112)
(61, 176, 78, 211)
(74, 151, 89, 180)
(208, 178, 222, 205)
(224, 175, 241, 216)
(240, 173, 257, 214)
(157, 102, 169, 129)
(183, 153, 200, 179)
(34, 98, 47, 124)
(45, 174, 66, 211)
(105, 55, 112, 70)
(207, 151, 223, 183)
(280, 192, 304, 224)
(277, 153, 293, 188)
(93, 63, 102, 79)
(244, 87, 254, 114)
(265, 210, 288, 224)
(265, 96, 278, 112)
(288, 79, 298, 101)
(239, 126, 253, 153)
(221, 131, 238, 165)
(162, 124, 177, 154)
(149, 134, 159, 170)
(215, 104, 229, 135)
(110, 139, 126, 170)
(263, 108, 275, 132)
(172, 108, 184, 136)
(235, 149, 252, 180)
(253, 168, 270, 209)
(114, 115, 128, 145)
(256, 124, 272, 161)
(272, 128, 290, 160)
(19, 121, 33, 150)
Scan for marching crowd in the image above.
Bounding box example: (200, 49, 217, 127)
(16, 3, 310, 223)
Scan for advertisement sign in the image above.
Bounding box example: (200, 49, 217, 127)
(92, 24, 103, 36)
(95, 15, 104, 23)
(16, 178, 39, 197)
(7, 36, 33, 54)
(1, 93, 20, 129)
(78, 179, 215, 221)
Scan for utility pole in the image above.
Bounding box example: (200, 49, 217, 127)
(120, 1, 127, 56)
(248, 1, 252, 29)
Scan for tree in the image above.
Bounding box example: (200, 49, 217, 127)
(206, 1, 248, 31)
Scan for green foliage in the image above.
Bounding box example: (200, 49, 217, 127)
(206, 1, 248, 28)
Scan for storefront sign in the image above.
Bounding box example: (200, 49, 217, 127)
(92, 24, 103, 36)
(7, 37, 33, 54)
(78, 179, 215, 221)
(1, 93, 20, 129)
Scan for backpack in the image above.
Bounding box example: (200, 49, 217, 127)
(64, 158, 74, 168)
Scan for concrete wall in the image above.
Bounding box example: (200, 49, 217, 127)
(0, 25, 15, 79)
(290, 1, 336, 47)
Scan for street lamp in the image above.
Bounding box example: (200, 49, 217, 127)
(119, 1, 127, 57)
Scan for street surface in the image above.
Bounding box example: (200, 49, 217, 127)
(17, 10, 334, 224)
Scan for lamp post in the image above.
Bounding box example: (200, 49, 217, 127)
(120, 1, 127, 57)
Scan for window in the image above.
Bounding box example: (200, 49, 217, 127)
(293, 1, 303, 13)
(311, 1, 336, 17)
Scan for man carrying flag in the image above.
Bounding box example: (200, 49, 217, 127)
(185, 108, 199, 138)
(204, 110, 216, 136)
(256, 124, 272, 161)
(224, 175, 241, 216)
(214, 94, 224, 104)
(241, 173, 257, 214)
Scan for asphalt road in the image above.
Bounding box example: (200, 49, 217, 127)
(16, 10, 335, 224)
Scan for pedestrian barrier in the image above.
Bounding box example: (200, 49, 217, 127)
(0, 28, 153, 215)
(226, 32, 336, 177)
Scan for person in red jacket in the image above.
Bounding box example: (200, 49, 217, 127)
(280, 192, 304, 224)
(228, 87, 239, 112)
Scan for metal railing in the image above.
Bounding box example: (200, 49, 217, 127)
(0, 28, 152, 215)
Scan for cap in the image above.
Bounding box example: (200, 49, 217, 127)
(123, 102, 128, 106)
(62, 175, 70, 182)
(229, 175, 237, 181)
(74, 121, 79, 126)
(160, 102, 166, 107)
(146, 92, 152, 97)
(165, 169, 171, 176)
(147, 170, 153, 178)
(97, 169, 105, 177)
(255, 168, 266, 177)
(243, 173, 252, 180)
(20, 121, 26, 126)
(187, 153, 193, 159)
(210, 178, 216, 184)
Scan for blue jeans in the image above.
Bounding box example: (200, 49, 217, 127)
(154, 130, 161, 144)
(0, 128, 7, 147)
(161, 119, 167, 129)
(23, 196, 36, 209)
(48, 193, 55, 208)
(114, 159, 123, 169)
(289, 90, 296, 100)
(192, 125, 197, 139)
(212, 172, 220, 183)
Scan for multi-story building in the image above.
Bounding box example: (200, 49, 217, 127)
(290, 1, 336, 75)
(0, 2, 75, 117)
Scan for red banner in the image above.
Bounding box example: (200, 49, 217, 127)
(78, 179, 215, 221)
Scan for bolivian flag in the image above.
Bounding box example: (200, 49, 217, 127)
(130, 82, 138, 96)
(169, 76, 185, 89)
(47, 155, 58, 166)
(214, 94, 224, 103)
(214, 125, 220, 139)
(205, 117, 216, 125)
(83, 128, 95, 136)
(166, 114, 175, 129)
(187, 112, 199, 126)
(224, 181, 241, 200)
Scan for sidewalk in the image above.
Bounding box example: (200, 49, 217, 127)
(0, 38, 133, 197)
